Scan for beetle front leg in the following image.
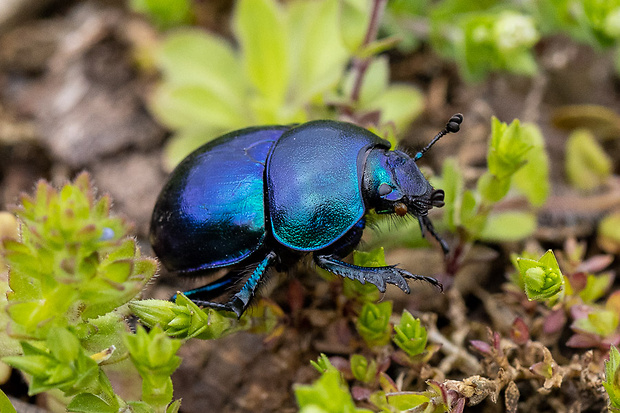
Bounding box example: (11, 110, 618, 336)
(419, 215, 449, 256)
(313, 254, 442, 293)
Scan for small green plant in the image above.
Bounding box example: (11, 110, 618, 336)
(510, 240, 619, 350)
(382, 0, 620, 80)
(356, 301, 393, 348)
(392, 310, 428, 358)
(296, 354, 373, 413)
(430, 5, 539, 81)
(350, 354, 377, 384)
(0, 174, 182, 412)
(130, 292, 284, 341)
(516, 250, 565, 302)
(142, 0, 423, 168)
(123, 326, 182, 411)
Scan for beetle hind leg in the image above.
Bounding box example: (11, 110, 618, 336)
(313, 254, 442, 294)
(178, 252, 277, 318)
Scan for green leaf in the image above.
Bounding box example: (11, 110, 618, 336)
(575, 310, 619, 337)
(235, 0, 290, 105)
(310, 354, 332, 374)
(126, 401, 154, 413)
(343, 56, 389, 106)
(287, 0, 349, 105)
(512, 123, 549, 206)
(479, 211, 537, 242)
(48, 328, 80, 363)
(579, 273, 614, 303)
(539, 250, 560, 271)
(166, 399, 182, 413)
(604, 345, 620, 409)
(157, 30, 246, 104)
(295, 365, 372, 413)
(431, 157, 464, 231)
(460, 189, 487, 237)
(477, 171, 510, 204)
(385, 392, 430, 410)
(370, 84, 424, 132)
(151, 84, 248, 131)
(67, 393, 118, 413)
(353, 248, 388, 268)
(0, 388, 16, 413)
(566, 129, 612, 191)
(339, 0, 371, 52)
(130, 0, 192, 30)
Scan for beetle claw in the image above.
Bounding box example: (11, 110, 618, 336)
(400, 271, 443, 292)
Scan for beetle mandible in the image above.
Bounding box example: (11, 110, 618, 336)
(150, 114, 463, 317)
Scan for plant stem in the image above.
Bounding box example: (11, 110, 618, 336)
(349, 0, 387, 104)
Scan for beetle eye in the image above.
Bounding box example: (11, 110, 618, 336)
(378, 183, 392, 196)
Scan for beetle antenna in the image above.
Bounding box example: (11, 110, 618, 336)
(414, 113, 463, 161)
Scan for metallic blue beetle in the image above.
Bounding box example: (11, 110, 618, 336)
(150, 114, 463, 317)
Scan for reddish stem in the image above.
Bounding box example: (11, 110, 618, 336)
(349, 0, 387, 104)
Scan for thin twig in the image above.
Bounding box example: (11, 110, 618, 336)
(349, 0, 387, 104)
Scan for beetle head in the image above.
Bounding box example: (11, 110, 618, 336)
(363, 149, 444, 217)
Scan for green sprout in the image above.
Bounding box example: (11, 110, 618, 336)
(130, 294, 241, 340)
(356, 301, 393, 348)
(516, 250, 564, 302)
(295, 355, 372, 413)
(392, 310, 428, 358)
(434, 117, 547, 244)
(3, 173, 155, 340)
(123, 325, 182, 410)
(350, 354, 377, 384)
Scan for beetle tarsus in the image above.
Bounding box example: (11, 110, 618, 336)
(314, 254, 441, 294)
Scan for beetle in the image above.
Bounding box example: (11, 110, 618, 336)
(150, 114, 463, 317)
